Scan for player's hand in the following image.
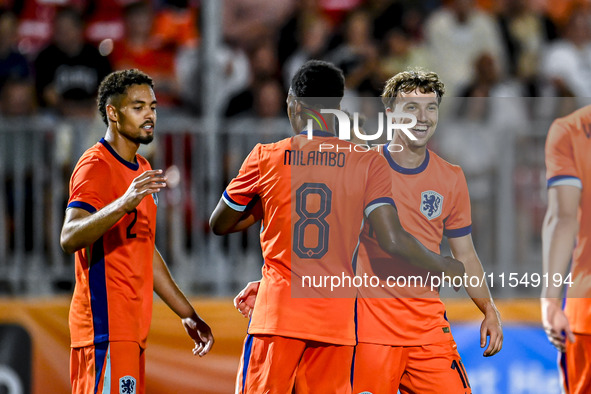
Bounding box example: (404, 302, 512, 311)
(541, 298, 575, 352)
(234, 281, 260, 318)
(480, 307, 503, 357)
(182, 314, 214, 357)
(443, 256, 465, 279)
(121, 170, 167, 212)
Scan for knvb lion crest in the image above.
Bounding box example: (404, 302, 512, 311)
(421, 190, 443, 220)
(119, 375, 136, 394)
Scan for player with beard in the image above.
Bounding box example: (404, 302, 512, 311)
(60, 69, 214, 394)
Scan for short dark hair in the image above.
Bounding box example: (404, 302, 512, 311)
(290, 60, 344, 109)
(97, 69, 154, 125)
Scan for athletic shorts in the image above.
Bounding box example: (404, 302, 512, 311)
(561, 333, 591, 394)
(235, 334, 354, 394)
(352, 340, 471, 394)
(70, 341, 145, 394)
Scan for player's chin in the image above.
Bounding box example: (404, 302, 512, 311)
(410, 132, 430, 144)
(136, 133, 154, 145)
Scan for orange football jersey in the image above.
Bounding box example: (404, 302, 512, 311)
(356, 145, 472, 346)
(224, 131, 395, 345)
(546, 105, 591, 335)
(67, 139, 157, 348)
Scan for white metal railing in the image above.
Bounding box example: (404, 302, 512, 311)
(0, 105, 558, 297)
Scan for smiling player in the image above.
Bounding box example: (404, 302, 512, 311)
(352, 69, 503, 394)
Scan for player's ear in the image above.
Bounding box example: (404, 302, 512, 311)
(106, 104, 118, 123)
(293, 100, 303, 115)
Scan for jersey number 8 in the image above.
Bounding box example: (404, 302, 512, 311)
(293, 183, 332, 259)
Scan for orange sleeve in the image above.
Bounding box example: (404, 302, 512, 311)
(223, 143, 262, 211)
(443, 168, 472, 238)
(545, 120, 581, 189)
(67, 157, 111, 213)
(363, 154, 396, 217)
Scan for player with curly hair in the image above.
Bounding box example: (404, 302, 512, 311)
(61, 69, 214, 394)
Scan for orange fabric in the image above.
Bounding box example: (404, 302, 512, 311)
(353, 340, 471, 394)
(545, 106, 591, 334)
(109, 39, 175, 76)
(70, 345, 99, 394)
(153, 8, 199, 48)
(356, 148, 471, 346)
(70, 342, 145, 394)
(109, 39, 177, 105)
(561, 334, 591, 394)
(67, 140, 157, 349)
(543, 0, 589, 28)
(236, 334, 354, 393)
(224, 132, 395, 346)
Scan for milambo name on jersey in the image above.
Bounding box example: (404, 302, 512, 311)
(283, 150, 346, 167)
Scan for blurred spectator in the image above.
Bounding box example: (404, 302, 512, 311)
(33, 6, 111, 117)
(223, 0, 295, 50)
(369, 0, 427, 43)
(84, 0, 128, 45)
(226, 78, 290, 148)
(0, 10, 30, 90)
(152, 0, 199, 49)
(425, 0, 506, 96)
(249, 39, 281, 81)
(541, 9, 591, 104)
(326, 10, 379, 95)
(252, 78, 285, 119)
(459, 52, 524, 97)
(543, 0, 591, 29)
(177, 43, 250, 114)
(277, 0, 323, 66)
(456, 52, 526, 122)
(497, 0, 556, 95)
(15, 0, 89, 57)
(225, 41, 281, 117)
(317, 0, 365, 26)
(375, 29, 431, 84)
(0, 77, 35, 117)
(110, 1, 181, 106)
(283, 16, 332, 88)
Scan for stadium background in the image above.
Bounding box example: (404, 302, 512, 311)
(1, 0, 588, 392)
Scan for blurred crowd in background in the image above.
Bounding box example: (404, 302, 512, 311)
(0, 0, 589, 295)
(1, 0, 591, 120)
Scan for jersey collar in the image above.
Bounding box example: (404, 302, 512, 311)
(299, 130, 336, 137)
(100, 138, 140, 171)
(383, 142, 430, 175)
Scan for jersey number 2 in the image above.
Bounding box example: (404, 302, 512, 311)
(293, 183, 332, 259)
(126, 208, 138, 239)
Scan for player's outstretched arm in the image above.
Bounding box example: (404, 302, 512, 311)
(234, 281, 260, 318)
(541, 185, 580, 352)
(368, 205, 465, 278)
(209, 197, 262, 235)
(449, 234, 503, 356)
(153, 248, 214, 357)
(60, 170, 167, 254)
